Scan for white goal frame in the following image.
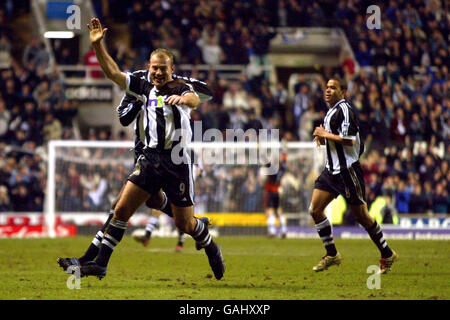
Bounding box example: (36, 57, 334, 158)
(45, 140, 321, 237)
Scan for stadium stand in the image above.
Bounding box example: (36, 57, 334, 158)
(0, 0, 448, 218)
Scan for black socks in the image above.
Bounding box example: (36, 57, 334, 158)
(365, 221, 393, 258)
(79, 210, 114, 264)
(95, 218, 127, 267)
(315, 218, 338, 257)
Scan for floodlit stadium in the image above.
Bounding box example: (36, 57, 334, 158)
(0, 0, 448, 304)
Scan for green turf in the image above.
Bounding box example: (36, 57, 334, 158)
(0, 236, 448, 300)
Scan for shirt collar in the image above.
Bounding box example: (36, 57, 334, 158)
(331, 99, 345, 109)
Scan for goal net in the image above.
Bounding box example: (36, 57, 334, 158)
(45, 140, 326, 237)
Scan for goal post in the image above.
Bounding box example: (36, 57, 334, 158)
(45, 140, 326, 237)
(46, 140, 134, 237)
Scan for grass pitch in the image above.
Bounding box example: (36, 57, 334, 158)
(0, 236, 448, 300)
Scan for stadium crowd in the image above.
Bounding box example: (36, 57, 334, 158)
(0, 0, 448, 217)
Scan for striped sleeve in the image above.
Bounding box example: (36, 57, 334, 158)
(172, 74, 213, 102)
(337, 102, 358, 140)
(116, 93, 143, 126)
(181, 83, 199, 97)
(125, 72, 151, 105)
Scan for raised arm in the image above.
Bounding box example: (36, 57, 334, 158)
(87, 18, 126, 89)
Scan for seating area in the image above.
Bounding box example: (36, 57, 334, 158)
(0, 0, 448, 215)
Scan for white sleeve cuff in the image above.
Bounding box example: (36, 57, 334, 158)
(125, 72, 132, 91)
(181, 90, 198, 97)
(339, 134, 356, 140)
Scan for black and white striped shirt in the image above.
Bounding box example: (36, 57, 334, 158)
(117, 70, 213, 149)
(323, 99, 365, 174)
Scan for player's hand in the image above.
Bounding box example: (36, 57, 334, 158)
(313, 125, 328, 139)
(314, 136, 325, 147)
(165, 95, 186, 105)
(314, 136, 321, 147)
(87, 18, 108, 44)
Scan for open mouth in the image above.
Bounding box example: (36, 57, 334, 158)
(153, 76, 165, 84)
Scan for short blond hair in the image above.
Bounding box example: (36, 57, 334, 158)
(150, 48, 174, 65)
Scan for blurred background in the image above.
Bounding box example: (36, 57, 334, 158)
(0, 0, 448, 237)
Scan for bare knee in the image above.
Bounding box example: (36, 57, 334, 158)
(308, 204, 326, 223)
(114, 204, 133, 222)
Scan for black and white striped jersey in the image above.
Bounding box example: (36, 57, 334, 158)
(172, 74, 213, 103)
(323, 99, 365, 174)
(117, 70, 212, 150)
(116, 70, 147, 129)
(116, 70, 212, 147)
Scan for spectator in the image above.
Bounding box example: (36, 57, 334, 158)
(198, 36, 222, 65)
(395, 180, 410, 214)
(409, 184, 430, 213)
(380, 194, 398, 224)
(10, 184, 33, 211)
(390, 108, 407, 144)
(221, 34, 239, 64)
(0, 99, 10, 139)
(241, 179, 262, 212)
(55, 100, 78, 128)
(34, 42, 50, 70)
(0, 32, 11, 52)
(277, 0, 288, 27)
(273, 82, 289, 130)
(293, 84, 310, 135)
(355, 41, 371, 67)
(22, 37, 39, 67)
(341, 52, 355, 76)
(251, 24, 276, 80)
(32, 80, 51, 105)
(223, 82, 249, 110)
(42, 113, 62, 143)
(184, 28, 203, 64)
(229, 107, 247, 130)
(84, 47, 102, 78)
(432, 183, 448, 214)
(408, 113, 426, 141)
(419, 154, 435, 183)
(0, 185, 12, 211)
(244, 110, 263, 132)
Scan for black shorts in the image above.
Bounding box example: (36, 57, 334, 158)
(133, 140, 145, 164)
(127, 148, 194, 207)
(264, 191, 280, 209)
(314, 161, 366, 206)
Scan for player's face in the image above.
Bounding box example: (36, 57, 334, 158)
(149, 54, 173, 89)
(325, 79, 344, 106)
